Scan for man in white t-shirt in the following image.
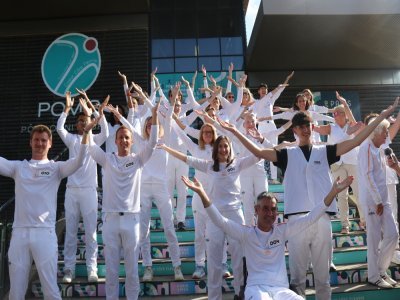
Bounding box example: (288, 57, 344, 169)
(181, 175, 353, 300)
(1, 124, 87, 299)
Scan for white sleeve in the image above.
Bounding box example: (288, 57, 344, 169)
(285, 202, 327, 238)
(311, 111, 334, 123)
(238, 155, 261, 172)
(137, 125, 158, 165)
(93, 115, 109, 146)
(187, 156, 210, 173)
(184, 126, 201, 140)
(172, 122, 198, 155)
(58, 144, 87, 178)
(89, 143, 107, 168)
(206, 205, 246, 242)
(56, 112, 74, 147)
(203, 77, 210, 98)
(0, 157, 17, 178)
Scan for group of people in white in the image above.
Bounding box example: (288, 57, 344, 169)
(2, 66, 400, 300)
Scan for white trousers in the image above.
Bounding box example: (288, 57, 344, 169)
(245, 285, 303, 300)
(362, 202, 399, 282)
(64, 187, 98, 273)
(258, 121, 278, 180)
(102, 212, 140, 300)
(192, 193, 228, 267)
(167, 156, 189, 223)
(388, 184, 398, 228)
(240, 167, 268, 225)
(206, 209, 244, 300)
(140, 182, 181, 267)
(331, 163, 364, 228)
(8, 227, 61, 300)
(287, 214, 332, 300)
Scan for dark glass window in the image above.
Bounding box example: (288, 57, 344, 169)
(176, 12, 197, 38)
(175, 39, 197, 57)
(198, 38, 220, 56)
(221, 37, 243, 55)
(222, 56, 244, 70)
(198, 57, 221, 71)
(175, 57, 197, 72)
(152, 58, 174, 73)
(152, 39, 174, 58)
(151, 13, 174, 38)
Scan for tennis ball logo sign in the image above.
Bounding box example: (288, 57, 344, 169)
(41, 33, 101, 97)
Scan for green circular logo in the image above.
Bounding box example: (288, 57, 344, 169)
(41, 33, 101, 97)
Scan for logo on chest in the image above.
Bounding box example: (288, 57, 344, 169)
(268, 239, 281, 248)
(125, 161, 135, 168)
(37, 170, 52, 177)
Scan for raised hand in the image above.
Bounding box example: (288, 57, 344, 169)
(76, 88, 90, 102)
(181, 176, 205, 194)
(284, 71, 294, 84)
(79, 98, 93, 116)
(201, 65, 207, 77)
(228, 63, 234, 77)
(98, 95, 110, 116)
(247, 127, 263, 142)
(150, 67, 158, 80)
(191, 70, 197, 89)
(332, 176, 354, 194)
(336, 91, 348, 105)
(65, 91, 75, 112)
(118, 71, 128, 84)
(219, 119, 237, 133)
(181, 76, 190, 87)
(210, 75, 217, 87)
(381, 97, 399, 118)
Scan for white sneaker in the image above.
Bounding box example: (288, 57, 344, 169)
(381, 274, 397, 286)
(174, 266, 184, 281)
(142, 266, 153, 281)
(62, 269, 75, 283)
(192, 265, 206, 279)
(391, 250, 400, 265)
(369, 278, 393, 289)
(88, 270, 98, 282)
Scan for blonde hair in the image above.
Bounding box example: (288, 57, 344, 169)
(367, 117, 390, 140)
(142, 116, 164, 140)
(198, 124, 217, 150)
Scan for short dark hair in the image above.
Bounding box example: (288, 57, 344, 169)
(292, 112, 312, 127)
(258, 83, 268, 89)
(256, 192, 277, 204)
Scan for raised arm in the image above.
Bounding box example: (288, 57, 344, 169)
(219, 120, 278, 162)
(336, 97, 399, 156)
(388, 109, 400, 141)
(57, 91, 75, 145)
(181, 176, 246, 241)
(159, 143, 188, 163)
(336, 91, 356, 124)
(59, 132, 88, 178)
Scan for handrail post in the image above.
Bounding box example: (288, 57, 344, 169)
(0, 223, 7, 299)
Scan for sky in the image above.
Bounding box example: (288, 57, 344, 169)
(245, 0, 261, 45)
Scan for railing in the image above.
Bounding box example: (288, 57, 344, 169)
(0, 147, 68, 299)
